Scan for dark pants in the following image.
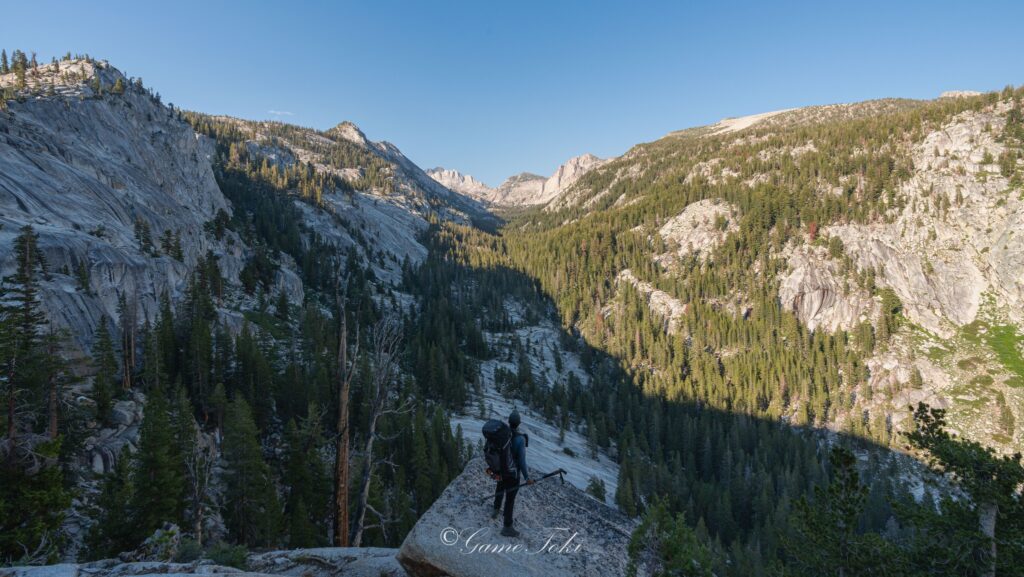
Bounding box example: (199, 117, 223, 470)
(493, 476, 519, 527)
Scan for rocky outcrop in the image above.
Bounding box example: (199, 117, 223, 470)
(778, 244, 878, 332)
(427, 167, 494, 199)
(246, 548, 404, 577)
(655, 198, 739, 265)
(397, 457, 636, 577)
(821, 102, 1021, 338)
(493, 172, 546, 205)
(0, 60, 248, 351)
(442, 154, 607, 207)
(616, 269, 688, 333)
(536, 154, 607, 205)
(0, 548, 403, 577)
(84, 391, 146, 474)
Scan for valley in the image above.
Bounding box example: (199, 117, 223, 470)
(1, 50, 1022, 577)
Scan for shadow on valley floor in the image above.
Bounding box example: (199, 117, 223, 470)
(410, 224, 955, 574)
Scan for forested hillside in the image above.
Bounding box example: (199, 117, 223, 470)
(1, 52, 1022, 577)
(443, 88, 1024, 574)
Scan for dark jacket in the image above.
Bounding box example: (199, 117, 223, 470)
(511, 432, 529, 481)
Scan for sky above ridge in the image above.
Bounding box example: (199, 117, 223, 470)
(3, 0, 1024, 186)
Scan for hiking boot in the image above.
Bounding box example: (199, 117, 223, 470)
(500, 526, 520, 538)
(490, 508, 500, 520)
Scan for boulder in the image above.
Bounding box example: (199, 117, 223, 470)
(109, 401, 137, 427)
(397, 457, 637, 577)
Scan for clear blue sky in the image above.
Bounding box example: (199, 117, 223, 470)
(3, 0, 1023, 186)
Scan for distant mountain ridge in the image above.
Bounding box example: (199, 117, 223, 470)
(428, 152, 608, 207)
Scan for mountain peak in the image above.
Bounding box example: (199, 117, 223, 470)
(426, 167, 494, 198)
(328, 120, 369, 146)
(431, 154, 608, 207)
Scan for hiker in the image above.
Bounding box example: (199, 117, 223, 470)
(483, 409, 533, 537)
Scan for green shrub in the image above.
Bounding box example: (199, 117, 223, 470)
(206, 542, 248, 569)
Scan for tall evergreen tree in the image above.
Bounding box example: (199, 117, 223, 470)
(222, 397, 281, 547)
(85, 455, 136, 559)
(906, 404, 1024, 577)
(92, 318, 118, 426)
(131, 387, 184, 535)
(784, 447, 902, 577)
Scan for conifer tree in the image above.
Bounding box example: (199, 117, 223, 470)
(0, 226, 70, 562)
(0, 437, 69, 562)
(906, 404, 1024, 577)
(785, 447, 901, 577)
(283, 412, 328, 547)
(92, 318, 118, 426)
(222, 397, 281, 547)
(85, 455, 136, 559)
(131, 387, 184, 535)
(626, 500, 714, 577)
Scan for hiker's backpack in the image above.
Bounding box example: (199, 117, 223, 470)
(482, 419, 516, 479)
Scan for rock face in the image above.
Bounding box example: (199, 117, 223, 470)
(616, 269, 688, 333)
(493, 172, 546, 205)
(655, 199, 739, 265)
(0, 548, 403, 577)
(536, 153, 607, 205)
(427, 167, 494, 199)
(397, 457, 636, 577)
(433, 154, 607, 207)
(778, 244, 879, 332)
(821, 102, 1022, 338)
(0, 60, 247, 351)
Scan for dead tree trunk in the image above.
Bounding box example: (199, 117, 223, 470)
(186, 441, 215, 547)
(351, 315, 403, 547)
(333, 294, 358, 547)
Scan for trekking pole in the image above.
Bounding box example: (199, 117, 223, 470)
(481, 468, 568, 503)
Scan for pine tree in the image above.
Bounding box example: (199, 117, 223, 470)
(0, 438, 69, 562)
(0, 226, 70, 562)
(906, 404, 1024, 577)
(117, 293, 139, 392)
(172, 232, 184, 262)
(1, 49, 9, 75)
(85, 455, 136, 559)
(283, 412, 329, 548)
(626, 499, 714, 577)
(222, 397, 281, 547)
(586, 476, 607, 503)
(784, 447, 901, 577)
(3, 225, 47, 448)
(140, 321, 164, 391)
(92, 318, 118, 426)
(131, 387, 184, 535)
